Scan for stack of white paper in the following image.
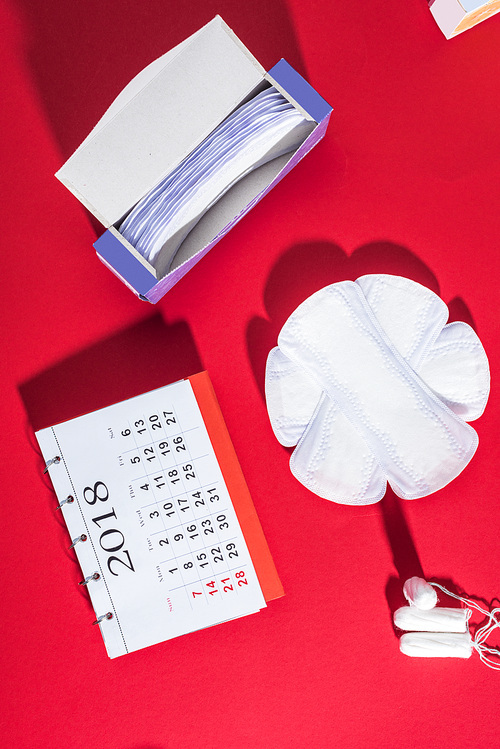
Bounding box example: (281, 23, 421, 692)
(119, 87, 310, 272)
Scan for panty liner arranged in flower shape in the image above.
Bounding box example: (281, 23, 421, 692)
(265, 275, 490, 504)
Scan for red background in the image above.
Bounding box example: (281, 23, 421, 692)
(1, 0, 499, 746)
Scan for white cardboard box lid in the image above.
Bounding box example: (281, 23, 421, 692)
(56, 17, 266, 227)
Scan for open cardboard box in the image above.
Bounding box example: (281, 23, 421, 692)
(56, 16, 332, 303)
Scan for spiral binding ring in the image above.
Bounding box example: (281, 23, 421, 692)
(56, 495, 74, 510)
(79, 572, 100, 586)
(93, 612, 113, 626)
(44, 456, 60, 474)
(69, 533, 87, 549)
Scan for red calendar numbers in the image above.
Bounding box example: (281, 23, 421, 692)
(220, 576, 234, 593)
(205, 580, 219, 596)
(235, 571, 248, 586)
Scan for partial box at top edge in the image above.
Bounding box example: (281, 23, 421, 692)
(56, 16, 332, 303)
(429, 0, 500, 37)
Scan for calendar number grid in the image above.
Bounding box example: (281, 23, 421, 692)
(169, 562, 252, 608)
(117, 399, 253, 612)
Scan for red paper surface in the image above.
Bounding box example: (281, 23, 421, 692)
(1, 0, 499, 747)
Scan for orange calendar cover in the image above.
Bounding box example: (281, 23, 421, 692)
(188, 372, 284, 603)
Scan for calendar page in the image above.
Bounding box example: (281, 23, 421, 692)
(36, 375, 274, 658)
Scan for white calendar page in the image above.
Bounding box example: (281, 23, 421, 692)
(36, 378, 267, 658)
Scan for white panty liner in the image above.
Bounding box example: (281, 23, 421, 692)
(265, 275, 490, 504)
(120, 87, 310, 272)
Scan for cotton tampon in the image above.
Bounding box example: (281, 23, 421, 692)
(403, 576, 438, 610)
(395, 580, 500, 668)
(399, 631, 473, 658)
(394, 606, 470, 633)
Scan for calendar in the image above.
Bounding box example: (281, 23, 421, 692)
(36, 373, 282, 658)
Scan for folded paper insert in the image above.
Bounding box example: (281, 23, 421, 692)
(56, 16, 332, 303)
